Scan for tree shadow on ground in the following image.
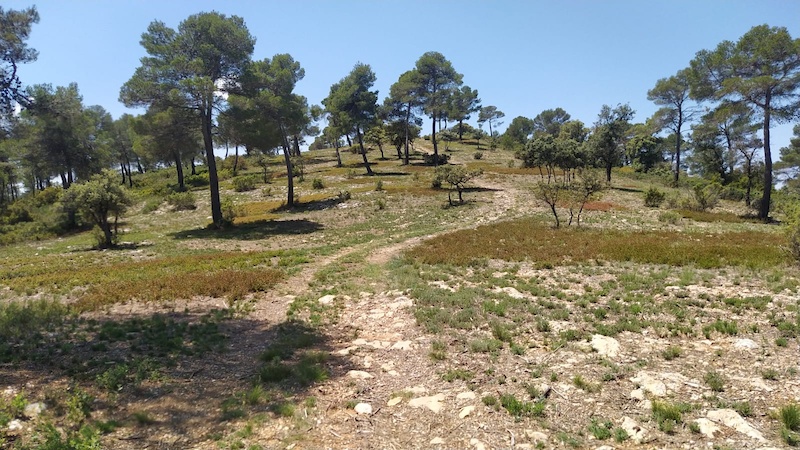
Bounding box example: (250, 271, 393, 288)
(0, 308, 353, 450)
(612, 186, 644, 194)
(463, 186, 502, 194)
(169, 219, 324, 241)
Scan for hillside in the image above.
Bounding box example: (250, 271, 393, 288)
(1, 140, 799, 450)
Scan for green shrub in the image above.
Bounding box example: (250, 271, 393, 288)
(786, 207, 800, 265)
(337, 190, 351, 202)
(232, 175, 258, 192)
(220, 197, 242, 226)
(644, 187, 666, 208)
(312, 178, 324, 189)
(658, 211, 681, 224)
(166, 192, 197, 211)
(473, 151, 484, 160)
(691, 182, 721, 211)
(184, 173, 209, 187)
(33, 186, 63, 206)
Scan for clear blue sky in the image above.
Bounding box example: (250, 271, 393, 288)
(7, 0, 800, 150)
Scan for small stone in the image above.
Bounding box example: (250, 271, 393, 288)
(408, 394, 446, 413)
(407, 385, 428, 394)
(693, 418, 720, 438)
(631, 372, 667, 397)
(525, 430, 548, 443)
(459, 406, 475, 418)
(430, 437, 445, 445)
(733, 338, 758, 349)
(470, 438, 486, 450)
(630, 388, 645, 400)
(591, 334, 620, 358)
(707, 408, 765, 441)
(594, 446, 615, 450)
(500, 287, 525, 299)
(347, 370, 374, 380)
(317, 294, 336, 305)
(391, 340, 412, 350)
(7, 419, 23, 431)
(387, 397, 403, 406)
(621, 416, 650, 444)
(23, 402, 45, 419)
(335, 346, 358, 355)
(457, 391, 476, 400)
(354, 403, 372, 415)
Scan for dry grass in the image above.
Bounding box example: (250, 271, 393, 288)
(2, 251, 291, 311)
(405, 217, 788, 268)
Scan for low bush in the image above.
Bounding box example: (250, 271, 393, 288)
(232, 175, 258, 192)
(643, 187, 666, 208)
(166, 191, 197, 211)
(184, 173, 209, 187)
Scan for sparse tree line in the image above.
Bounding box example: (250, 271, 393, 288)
(1, 6, 800, 246)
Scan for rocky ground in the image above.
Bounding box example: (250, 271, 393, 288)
(2, 149, 799, 449)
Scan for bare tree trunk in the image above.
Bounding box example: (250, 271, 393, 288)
(759, 102, 772, 221)
(356, 126, 374, 175)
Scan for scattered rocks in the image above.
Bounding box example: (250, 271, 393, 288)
(354, 403, 373, 415)
(317, 294, 336, 305)
(408, 394, 445, 413)
(707, 408, 765, 442)
(459, 406, 475, 418)
(457, 391, 476, 400)
(591, 334, 620, 358)
(7, 419, 22, 432)
(693, 418, 720, 438)
(387, 397, 403, 407)
(631, 372, 667, 397)
(391, 340, 412, 350)
(525, 430, 548, 444)
(23, 402, 45, 419)
(347, 370, 374, 380)
(733, 338, 758, 349)
(621, 416, 651, 444)
(496, 286, 525, 299)
(430, 437, 445, 445)
(469, 438, 486, 450)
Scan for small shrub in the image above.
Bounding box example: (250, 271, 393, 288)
(166, 191, 197, 211)
(652, 400, 687, 433)
(662, 346, 682, 361)
(442, 368, 473, 382)
(185, 173, 209, 187)
(312, 178, 324, 189)
(375, 198, 386, 210)
(644, 187, 666, 208)
(337, 190, 351, 202)
(781, 403, 800, 446)
(786, 207, 800, 265)
(232, 175, 258, 192)
(220, 197, 242, 226)
(429, 340, 446, 361)
(375, 180, 383, 191)
(658, 210, 681, 224)
(704, 370, 725, 392)
(691, 182, 721, 211)
(473, 151, 483, 160)
(762, 368, 780, 381)
(140, 198, 162, 213)
(589, 418, 613, 440)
